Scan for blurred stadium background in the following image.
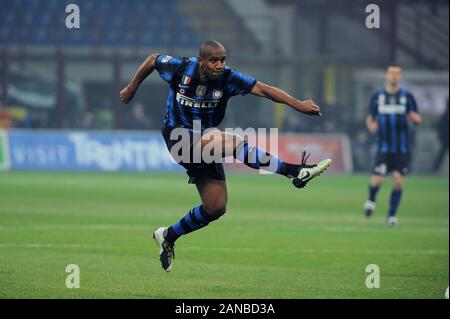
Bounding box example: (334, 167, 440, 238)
(0, 0, 448, 174)
(0, 0, 448, 299)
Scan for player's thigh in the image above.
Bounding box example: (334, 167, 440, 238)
(199, 129, 242, 157)
(195, 179, 228, 215)
(394, 154, 410, 176)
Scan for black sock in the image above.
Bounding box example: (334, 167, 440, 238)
(368, 185, 380, 202)
(164, 227, 179, 244)
(278, 162, 301, 178)
(164, 205, 221, 244)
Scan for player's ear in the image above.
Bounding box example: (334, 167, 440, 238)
(197, 56, 203, 65)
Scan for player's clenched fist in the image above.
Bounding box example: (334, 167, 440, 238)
(120, 86, 135, 104)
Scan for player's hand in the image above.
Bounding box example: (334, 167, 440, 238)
(120, 86, 135, 104)
(367, 122, 378, 134)
(409, 111, 422, 125)
(299, 99, 321, 116)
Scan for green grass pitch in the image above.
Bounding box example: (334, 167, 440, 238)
(0, 171, 448, 298)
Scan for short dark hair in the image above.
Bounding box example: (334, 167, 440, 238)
(199, 40, 226, 58)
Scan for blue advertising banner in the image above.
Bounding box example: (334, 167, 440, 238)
(5, 130, 181, 171)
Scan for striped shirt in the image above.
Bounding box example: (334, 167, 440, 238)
(155, 55, 257, 129)
(369, 88, 418, 154)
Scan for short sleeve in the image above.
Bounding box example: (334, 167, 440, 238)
(226, 69, 257, 97)
(406, 92, 418, 113)
(369, 93, 379, 118)
(155, 55, 184, 84)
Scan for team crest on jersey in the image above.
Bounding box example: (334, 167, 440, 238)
(212, 89, 223, 99)
(196, 85, 207, 97)
(400, 96, 407, 105)
(161, 55, 172, 63)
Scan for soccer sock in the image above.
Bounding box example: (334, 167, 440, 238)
(233, 140, 300, 178)
(388, 188, 403, 217)
(368, 184, 380, 202)
(164, 205, 221, 244)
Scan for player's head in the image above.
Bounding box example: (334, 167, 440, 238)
(385, 64, 402, 87)
(198, 40, 227, 80)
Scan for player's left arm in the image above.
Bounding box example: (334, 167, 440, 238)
(406, 93, 422, 125)
(251, 81, 321, 116)
(409, 111, 421, 125)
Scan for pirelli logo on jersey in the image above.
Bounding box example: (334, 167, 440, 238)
(378, 104, 406, 114)
(176, 93, 219, 109)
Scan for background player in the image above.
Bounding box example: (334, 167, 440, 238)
(120, 40, 331, 271)
(364, 65, 422, 226)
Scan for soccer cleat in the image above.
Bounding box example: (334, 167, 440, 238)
(387, 216, 398, 227)
(364, 200, 376, 217)
(152, 227, 175, 272)
(292, 151, 332, 189)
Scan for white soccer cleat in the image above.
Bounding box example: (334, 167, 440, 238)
(387, 216, 399, 227)
(152, 227, 175, 272)
(364, 200, 376, 217)
(292, 151, 332, 189)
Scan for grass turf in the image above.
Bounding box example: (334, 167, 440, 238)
(0, 171, 448, 298)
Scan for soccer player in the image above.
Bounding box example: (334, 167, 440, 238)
(120, 40, 331, 271)
(364, 65, 421, 226)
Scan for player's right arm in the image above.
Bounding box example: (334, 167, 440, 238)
(366, 115, 378, 134)
(120, 53, 160, 104)
(366, 93, 379, 134)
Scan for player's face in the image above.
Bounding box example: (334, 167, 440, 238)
(386, 67, 402, 86)
(199, 49, 227, 80)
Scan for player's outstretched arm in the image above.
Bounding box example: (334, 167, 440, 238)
(250, 81, 321, 116)
(120, 53, 160, 104)
(409, 111, 422, 125)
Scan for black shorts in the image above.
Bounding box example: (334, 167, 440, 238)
(161, 125, 226, 184)
(372, 153, 410, 176)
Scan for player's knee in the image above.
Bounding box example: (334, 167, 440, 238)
(203, 201, 227, 219)
(392, 173, 404, 189)
(371, 175, 384, 186)
(393, 181, 403, 189)
(233, 134, 244, 146)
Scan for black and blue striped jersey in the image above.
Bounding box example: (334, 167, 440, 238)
(369, 88, 418, 154)
(155, 55, 257, 130)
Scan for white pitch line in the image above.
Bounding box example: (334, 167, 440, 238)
(0, 243, 446, 256)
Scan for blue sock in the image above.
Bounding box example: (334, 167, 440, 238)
(233, 141, 299, 177)
(388, 189, 403, 217)
(165, 205, 221, 243)
(368, 185, 380, 202)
